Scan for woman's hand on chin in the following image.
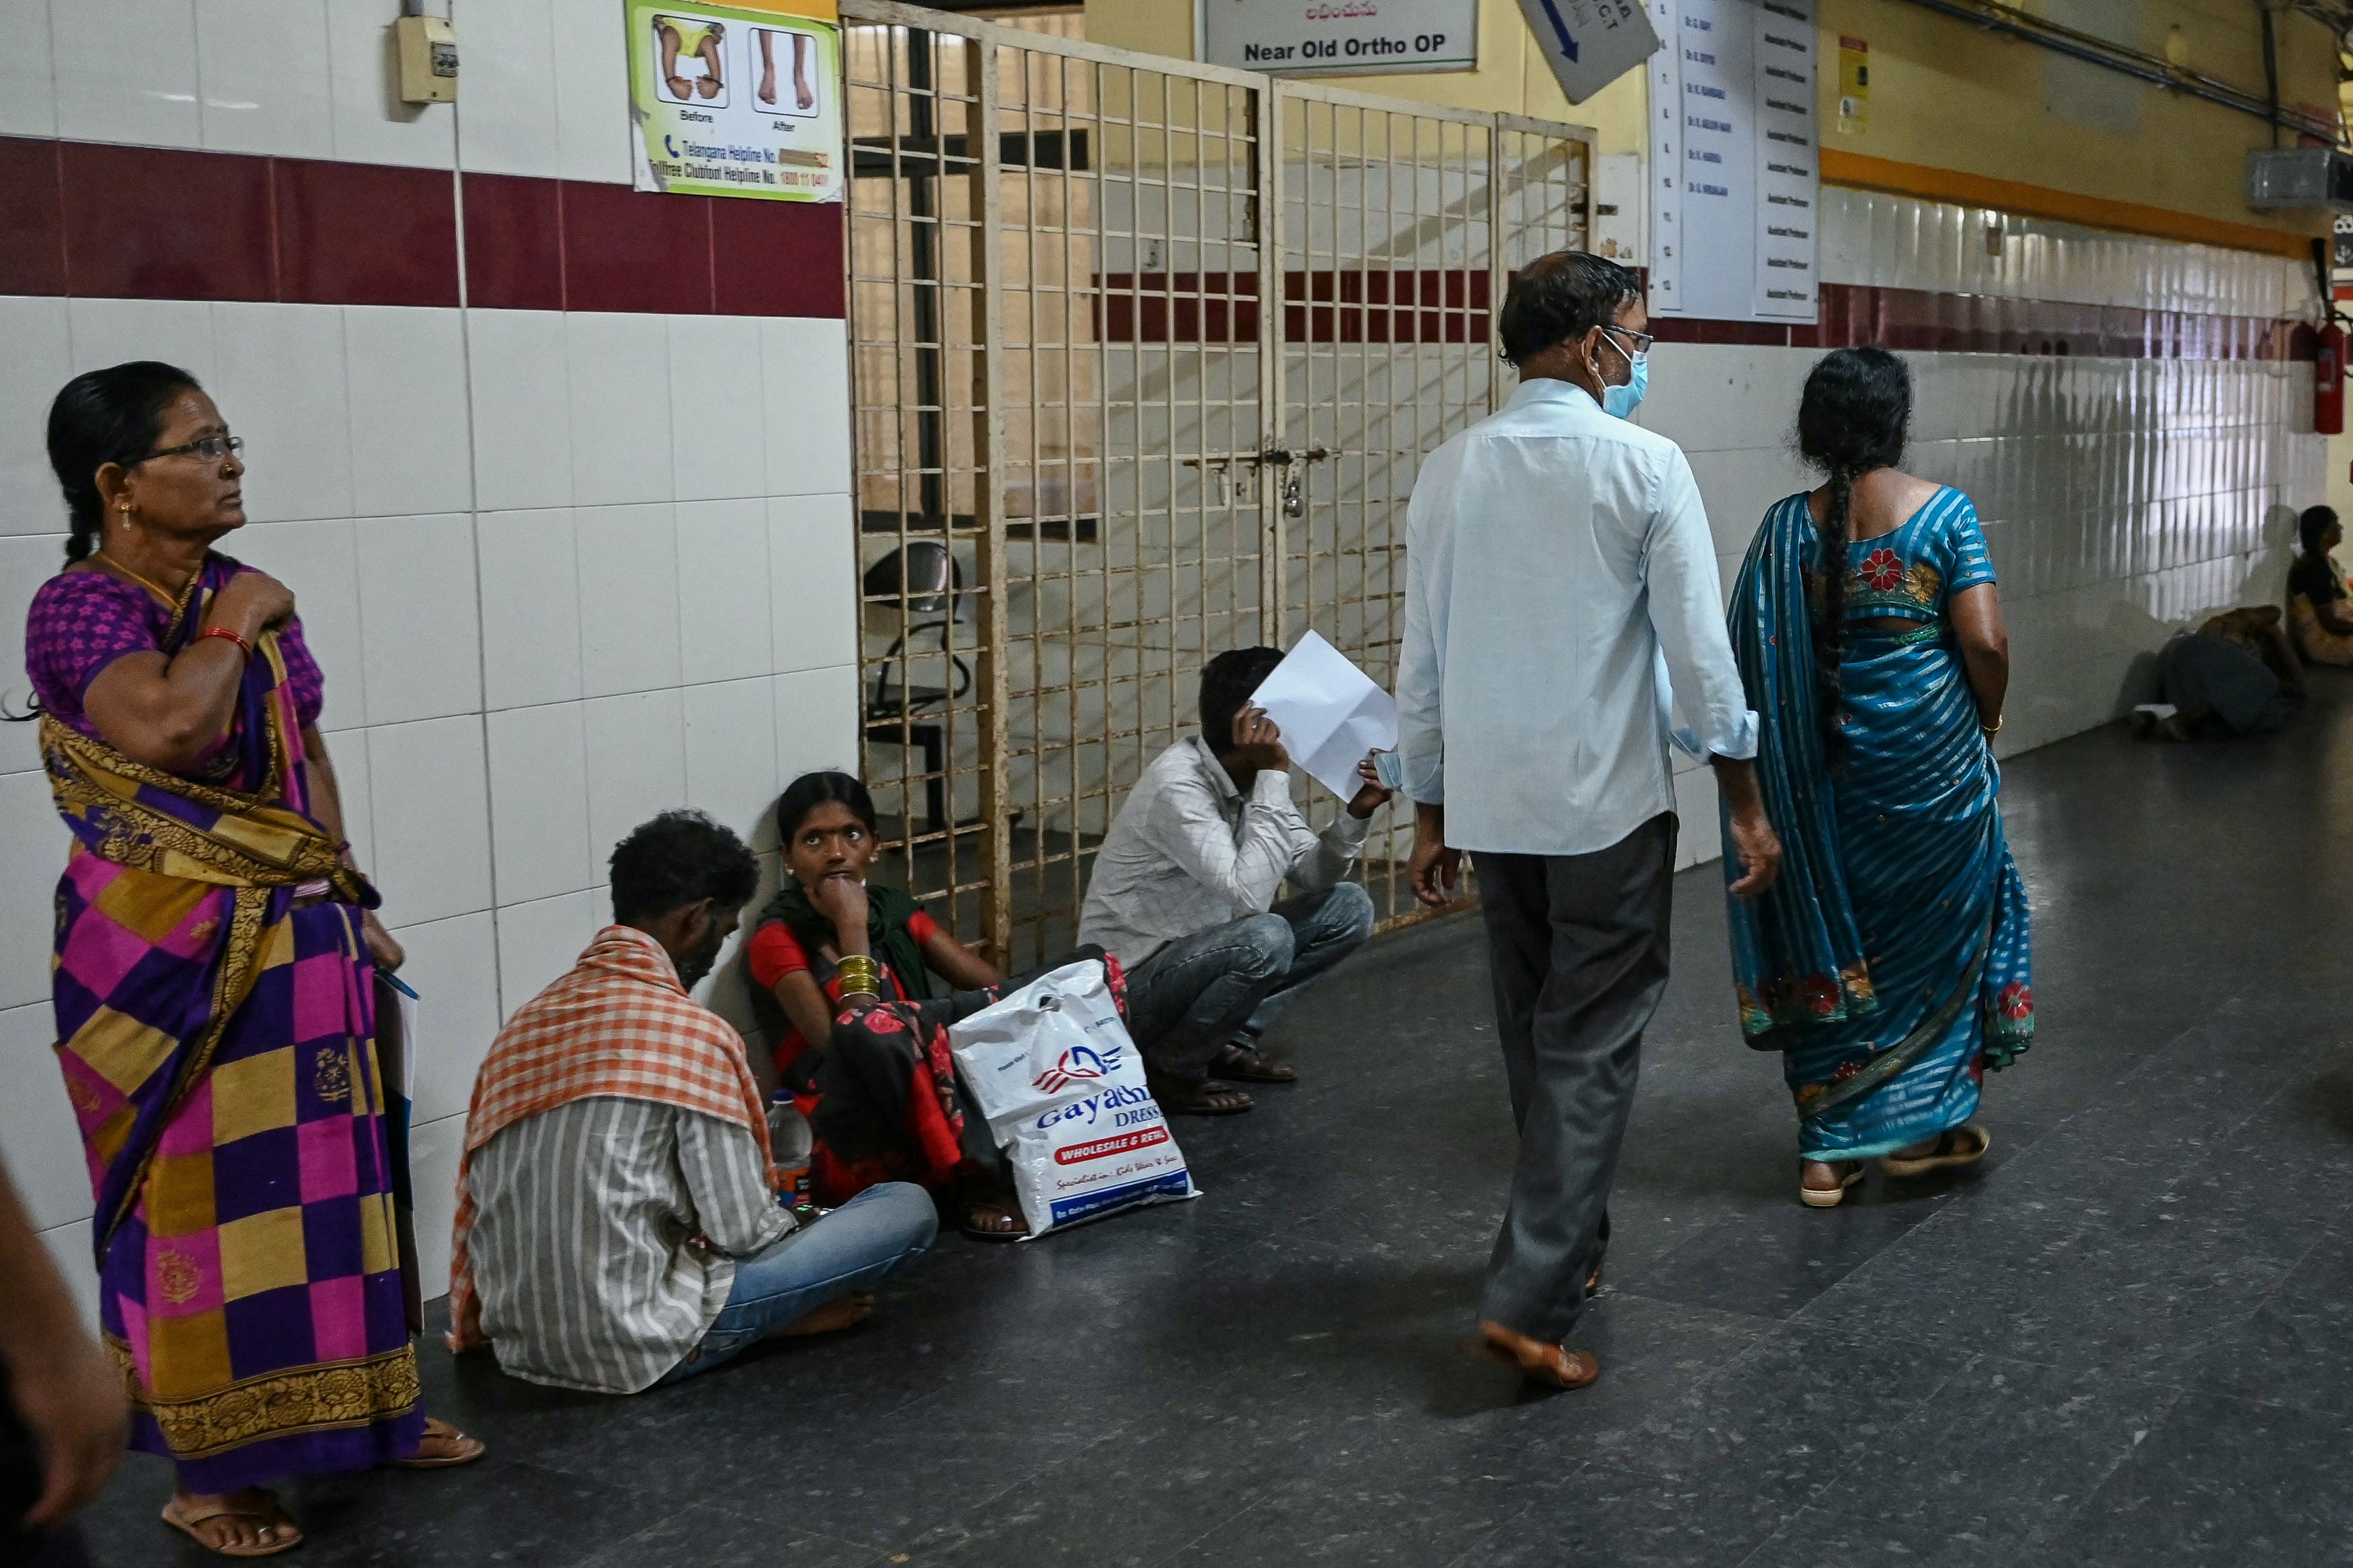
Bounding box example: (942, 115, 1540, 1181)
(807, 872, 869, 936)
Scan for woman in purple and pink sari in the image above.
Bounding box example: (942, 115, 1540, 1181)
(15, 363, 482, 1558)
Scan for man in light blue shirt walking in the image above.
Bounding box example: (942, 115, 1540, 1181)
(1397, 251, 1783, 1389)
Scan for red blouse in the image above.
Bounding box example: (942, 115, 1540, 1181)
(746, 911, 940, 1072)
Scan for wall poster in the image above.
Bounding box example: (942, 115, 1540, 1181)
(627, 0, 844, 202)
(1200, 0, 1478, 75)
(1645, 0, 1817, 324)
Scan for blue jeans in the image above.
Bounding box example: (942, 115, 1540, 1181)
(1123, 881, 1376, 1077)
(657, 1181, 937, 1385)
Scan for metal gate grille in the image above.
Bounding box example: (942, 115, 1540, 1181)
(844, 0, 1590, 965)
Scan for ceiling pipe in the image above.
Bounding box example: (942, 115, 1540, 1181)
(1887, 0, 2344, 145)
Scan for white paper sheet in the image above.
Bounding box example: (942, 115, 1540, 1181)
(1247, 630, 1398, 802)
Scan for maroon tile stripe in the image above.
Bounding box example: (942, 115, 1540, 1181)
(1092, 269, 2312, 360)
(0, 135, 843, 318)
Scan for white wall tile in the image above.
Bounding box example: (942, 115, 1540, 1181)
(0, 297, 71, 534)
(676, 498, 770, 684)
(582, 687, 687, 860)
(388, 910, 500, 1125)
(0, 771, 64, 1012)
(37, 1220, 100, 1332)
(67, 298, 216, 388)
(684, 677, 780, 848)
(196, 0, 333, 158)
(0, 1003, 89, 1233)
(767, 491, 857, 676)
(228, 518, 364, 728)
(576, 502, 681, 696)
(0, 533, 60, 775)
(320, 722, 377, 874)
(0, 0, 56, 139)
(762, 316, 853, 497)
(327, 1, 458, 169)
(405, 1112, 462, 1299)
(210, 303, 356, 525)
(773, 664, 860, 785)
(568, 314, 674, 505)
(365, 715, 494, 926)
(451, 0, 561, 176)
(668, 316, 767, 503)
(466, 309, 573, 513)
(551, 0, 633, 184)
(54, 0, 202, 149)
(345, 306, 474, 518)
(357, 512, 482, 724)
(486, 700, 593, 903)
(494, 889, 601, 1019)
(478, 507, 584, 709)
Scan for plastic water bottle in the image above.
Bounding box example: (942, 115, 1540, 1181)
(767, 1099, 818, 1220)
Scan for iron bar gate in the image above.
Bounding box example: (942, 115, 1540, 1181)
(842, 0, 1591, 968)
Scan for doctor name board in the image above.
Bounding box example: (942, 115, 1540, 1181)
(1647, 0, 1817, 324)
(1202, 0, 1477, 74)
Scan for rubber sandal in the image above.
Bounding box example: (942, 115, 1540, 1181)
(1800, 1160, 1866, 1208)
(1882, 1124, 1991, 1179)
(1477, 1321, 1601, 1389)
(162, 1490, 304, 1558)
(386, 1415, 487, 1470)
(959, 1191, 1031, 1243)
(1149, 1074, 1254, 1116)
(1208, 1041, 1298, 1084)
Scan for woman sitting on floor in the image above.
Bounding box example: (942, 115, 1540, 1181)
(747, 772, 1027, 1236)
(2138, 605, 2304, 741)
(2288, 505, 2353, 667)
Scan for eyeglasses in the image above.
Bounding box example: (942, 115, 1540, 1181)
(134, 434, 244, 465)
(1602, 325, 1654, 357)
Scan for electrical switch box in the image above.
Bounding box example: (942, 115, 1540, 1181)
(395, 16, 458, 104)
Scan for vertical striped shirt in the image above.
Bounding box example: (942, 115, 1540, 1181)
(464, 1095, 793, 1394)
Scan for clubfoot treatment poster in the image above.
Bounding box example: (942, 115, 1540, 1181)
(627, 0, 844, 202)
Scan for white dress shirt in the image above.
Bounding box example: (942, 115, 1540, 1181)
(1394, 376, 1758, 857)
(1078, 734, 1371, 969)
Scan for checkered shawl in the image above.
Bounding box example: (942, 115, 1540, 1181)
(447, 924, 774, 1351)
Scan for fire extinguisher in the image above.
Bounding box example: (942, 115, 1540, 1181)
(2318, 320, 2346, 436)
(2313, 238, 2347, 435)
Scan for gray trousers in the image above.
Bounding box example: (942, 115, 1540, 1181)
(1123, 881, 1377, 1077)
(1476, 814, 1676, 1343)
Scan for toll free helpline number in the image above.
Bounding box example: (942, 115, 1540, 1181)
(1242, 32, 1452, 62)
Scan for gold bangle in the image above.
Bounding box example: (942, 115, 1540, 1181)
(835, 955, 880, 997)
(1980, 715, 2003, 735)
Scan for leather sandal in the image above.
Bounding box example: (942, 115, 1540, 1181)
(1882, 1124, 1991, 1179)
(1209, 1041, 1298, 1084)
(959, 1187, 1031, 1242)
(386, 1415, 487, 1469)
(161, 1489, 304, 1558)
(1478, 1321, 1601, 1389)
(1149, 1073, 1254, 1115)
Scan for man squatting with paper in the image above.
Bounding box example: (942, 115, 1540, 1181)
(1396, 252, 1785, 1389)
(1077, 646, 1393, 1116)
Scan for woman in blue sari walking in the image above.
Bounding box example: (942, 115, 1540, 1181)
(1723, 346, 2033, 1206)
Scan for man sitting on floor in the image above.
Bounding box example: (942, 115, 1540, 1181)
(1077, 646, 1389, 1115)
(448, 810, 936, 1393)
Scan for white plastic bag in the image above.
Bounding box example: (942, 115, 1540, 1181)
(949, 960, 1197, 1237)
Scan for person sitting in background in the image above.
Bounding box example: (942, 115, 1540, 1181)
(747, 773, 1033, 1237)
(449, 811, 937, 1393)
(2288, 505, 2353, 666)
(2138, 605, 2304, 741)
(1076, 646, 1386, 1115)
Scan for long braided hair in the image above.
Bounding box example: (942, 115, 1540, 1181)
(1795, 346, 1911, 765)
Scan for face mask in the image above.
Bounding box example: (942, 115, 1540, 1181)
(1598, 334, 1648, 419)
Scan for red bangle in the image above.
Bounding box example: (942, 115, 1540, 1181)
(197, 625, 253, 660)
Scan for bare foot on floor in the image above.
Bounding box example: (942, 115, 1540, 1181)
(781, 1293, 875, 1336)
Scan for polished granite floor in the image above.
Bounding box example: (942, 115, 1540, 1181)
(74, 677, 2353, 1567)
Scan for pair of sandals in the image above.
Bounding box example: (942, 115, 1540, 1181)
(1152, 1041, 1297, 1116)
(1801, 1124, 1991, 1208)
(160, 1419, 486, 1557)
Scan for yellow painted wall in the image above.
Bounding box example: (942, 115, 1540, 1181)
(1080, 0, 2340, 238)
